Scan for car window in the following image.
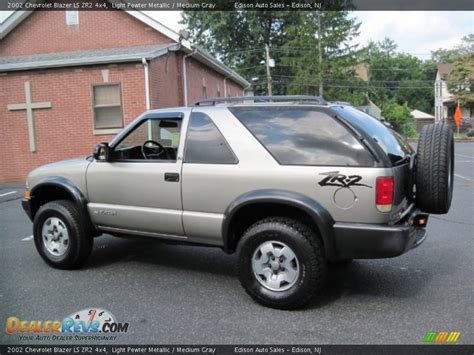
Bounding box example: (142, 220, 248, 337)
(114, 118, 181, 161)
(229, 106, 374, 167)
(184, 112, 238, 164)
(332, 106, 413, 165)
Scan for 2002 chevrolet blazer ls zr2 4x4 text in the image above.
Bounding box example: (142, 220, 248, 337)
(22, 96, 454, 309)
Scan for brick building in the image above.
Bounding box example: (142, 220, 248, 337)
(0, 10, 249, 182)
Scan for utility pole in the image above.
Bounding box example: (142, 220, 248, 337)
(317, 11, 323, 97)
(265, 44, 273, 96)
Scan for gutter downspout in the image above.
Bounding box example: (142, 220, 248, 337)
(225, 76, 250, 97)
(142, 58, 152, 139)
(224, 76, 229, 97)
(142, 58, 151, 110)
(183, 49, 197, 106)
(243, 82, 252, 96)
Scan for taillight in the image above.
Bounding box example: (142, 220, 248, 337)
(376, 176, 394, 212)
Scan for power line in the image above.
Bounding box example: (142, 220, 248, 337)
(268, 75, 436, 84)
(251, 81, 434, 89)
(221, 45, 436, 56)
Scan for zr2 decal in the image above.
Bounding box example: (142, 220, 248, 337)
(318, 171, 372, 189)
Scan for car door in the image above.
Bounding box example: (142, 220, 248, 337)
(86, 112, 187, 238)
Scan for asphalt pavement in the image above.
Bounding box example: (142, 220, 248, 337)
(0, 143, 473, 345)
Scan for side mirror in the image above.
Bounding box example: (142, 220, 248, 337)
(93, 143, 111, 161)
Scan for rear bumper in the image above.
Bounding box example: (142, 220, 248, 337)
(333, 210, 428, 259)
(21, 198, 33, 221)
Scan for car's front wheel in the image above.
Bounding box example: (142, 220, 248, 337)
(33, 200, 93, 269)
(238, 217, 326, 309)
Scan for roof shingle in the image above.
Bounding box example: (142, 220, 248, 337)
(0, 44, 177, 72)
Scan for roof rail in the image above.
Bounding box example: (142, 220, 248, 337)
(330, 101, 353, 106)
(194, 95, 327, 106)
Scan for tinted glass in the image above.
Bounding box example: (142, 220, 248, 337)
(230, 107, 374, 166)
(185, 112, 238, 164)
(332, 106, 413, 164)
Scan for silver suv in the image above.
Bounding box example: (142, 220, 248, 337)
(22, 96, 454, 309)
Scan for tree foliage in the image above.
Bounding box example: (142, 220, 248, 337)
(282, 10, 365, 104)
(181, 11, 303, 94)
(181, 10, 472, 114)
(429, 34, 474, 65)
(445, 54, 474, 105)
(381, 103, 417, 137)
(181, 7, 364, 102)
(361, 38, 435, 113)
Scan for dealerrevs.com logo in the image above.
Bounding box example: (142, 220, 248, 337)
(6, 308, 129, 341)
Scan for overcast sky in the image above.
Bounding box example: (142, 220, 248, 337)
(1, 10, 472, 58)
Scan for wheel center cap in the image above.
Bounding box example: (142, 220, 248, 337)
(270, 260, 280, 271)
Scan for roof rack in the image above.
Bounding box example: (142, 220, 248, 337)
(330, 101, 353, 106)
(194, 95, 327, 106)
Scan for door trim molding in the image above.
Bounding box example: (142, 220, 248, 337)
(97, 225, 188, 240)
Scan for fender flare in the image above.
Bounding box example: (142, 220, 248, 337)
(30, 176, 95, 232)
(222, 189, 336, 259)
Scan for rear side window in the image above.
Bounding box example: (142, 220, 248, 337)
(184, 112, 238, 164)
(229, 107, 374, 167)
(332, 106, 413, 165)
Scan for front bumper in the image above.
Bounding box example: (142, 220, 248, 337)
(21, 198, 34, 221)
(333, 210, 428, 259)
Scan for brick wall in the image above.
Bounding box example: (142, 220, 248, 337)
(0, 63, 146, 182)
(0, 10, 246, 182)
(0, 57, 245, 182)
(184, 56, 244, 105)
(0, 10, 173, 57)
(149, 52, 182, 108)
(149, 53, 245, 108)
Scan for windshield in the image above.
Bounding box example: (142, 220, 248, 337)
(332, 105, 413, 165)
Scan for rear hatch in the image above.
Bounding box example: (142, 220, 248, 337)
(332, 105, 415, 221)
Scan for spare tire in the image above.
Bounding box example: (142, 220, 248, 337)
(416, 123, 454, 214)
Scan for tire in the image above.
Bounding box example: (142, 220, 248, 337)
(416, 123, 454, 214)
(33, 200, 93, 269)
(238, 217, 326, 310)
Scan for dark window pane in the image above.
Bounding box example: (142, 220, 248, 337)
(185, 112, 237, 164)
(230, 107, 374, 166)
(332, 106, 412, 164)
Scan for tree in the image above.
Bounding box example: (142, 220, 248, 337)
(181, 11, 303, 94)
(381, 103, 417, 137)
(363, 38, 434, 113)
(445, 54, 474, 105)
(181, 5, 363, 99)
(281, 10, 364, 104)
(430, 34, 474, 64)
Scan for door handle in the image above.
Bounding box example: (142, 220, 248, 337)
(164, 172, 180, 182)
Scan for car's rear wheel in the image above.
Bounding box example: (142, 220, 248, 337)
(33, 200, 93, 269)
(238, 217, 326, 309)
(416, 123, 454, 214)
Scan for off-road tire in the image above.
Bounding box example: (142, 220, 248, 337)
(238, 217, 326, 310)
(33, 200, 93, 269)
(416, 123, 454, 214)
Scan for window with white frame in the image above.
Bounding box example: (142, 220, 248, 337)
(66, 10, 79, 25)
(92, 84, 124, 131)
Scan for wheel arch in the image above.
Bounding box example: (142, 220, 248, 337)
(29, 177, 97, 234)
(222, 189, 336, 259)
